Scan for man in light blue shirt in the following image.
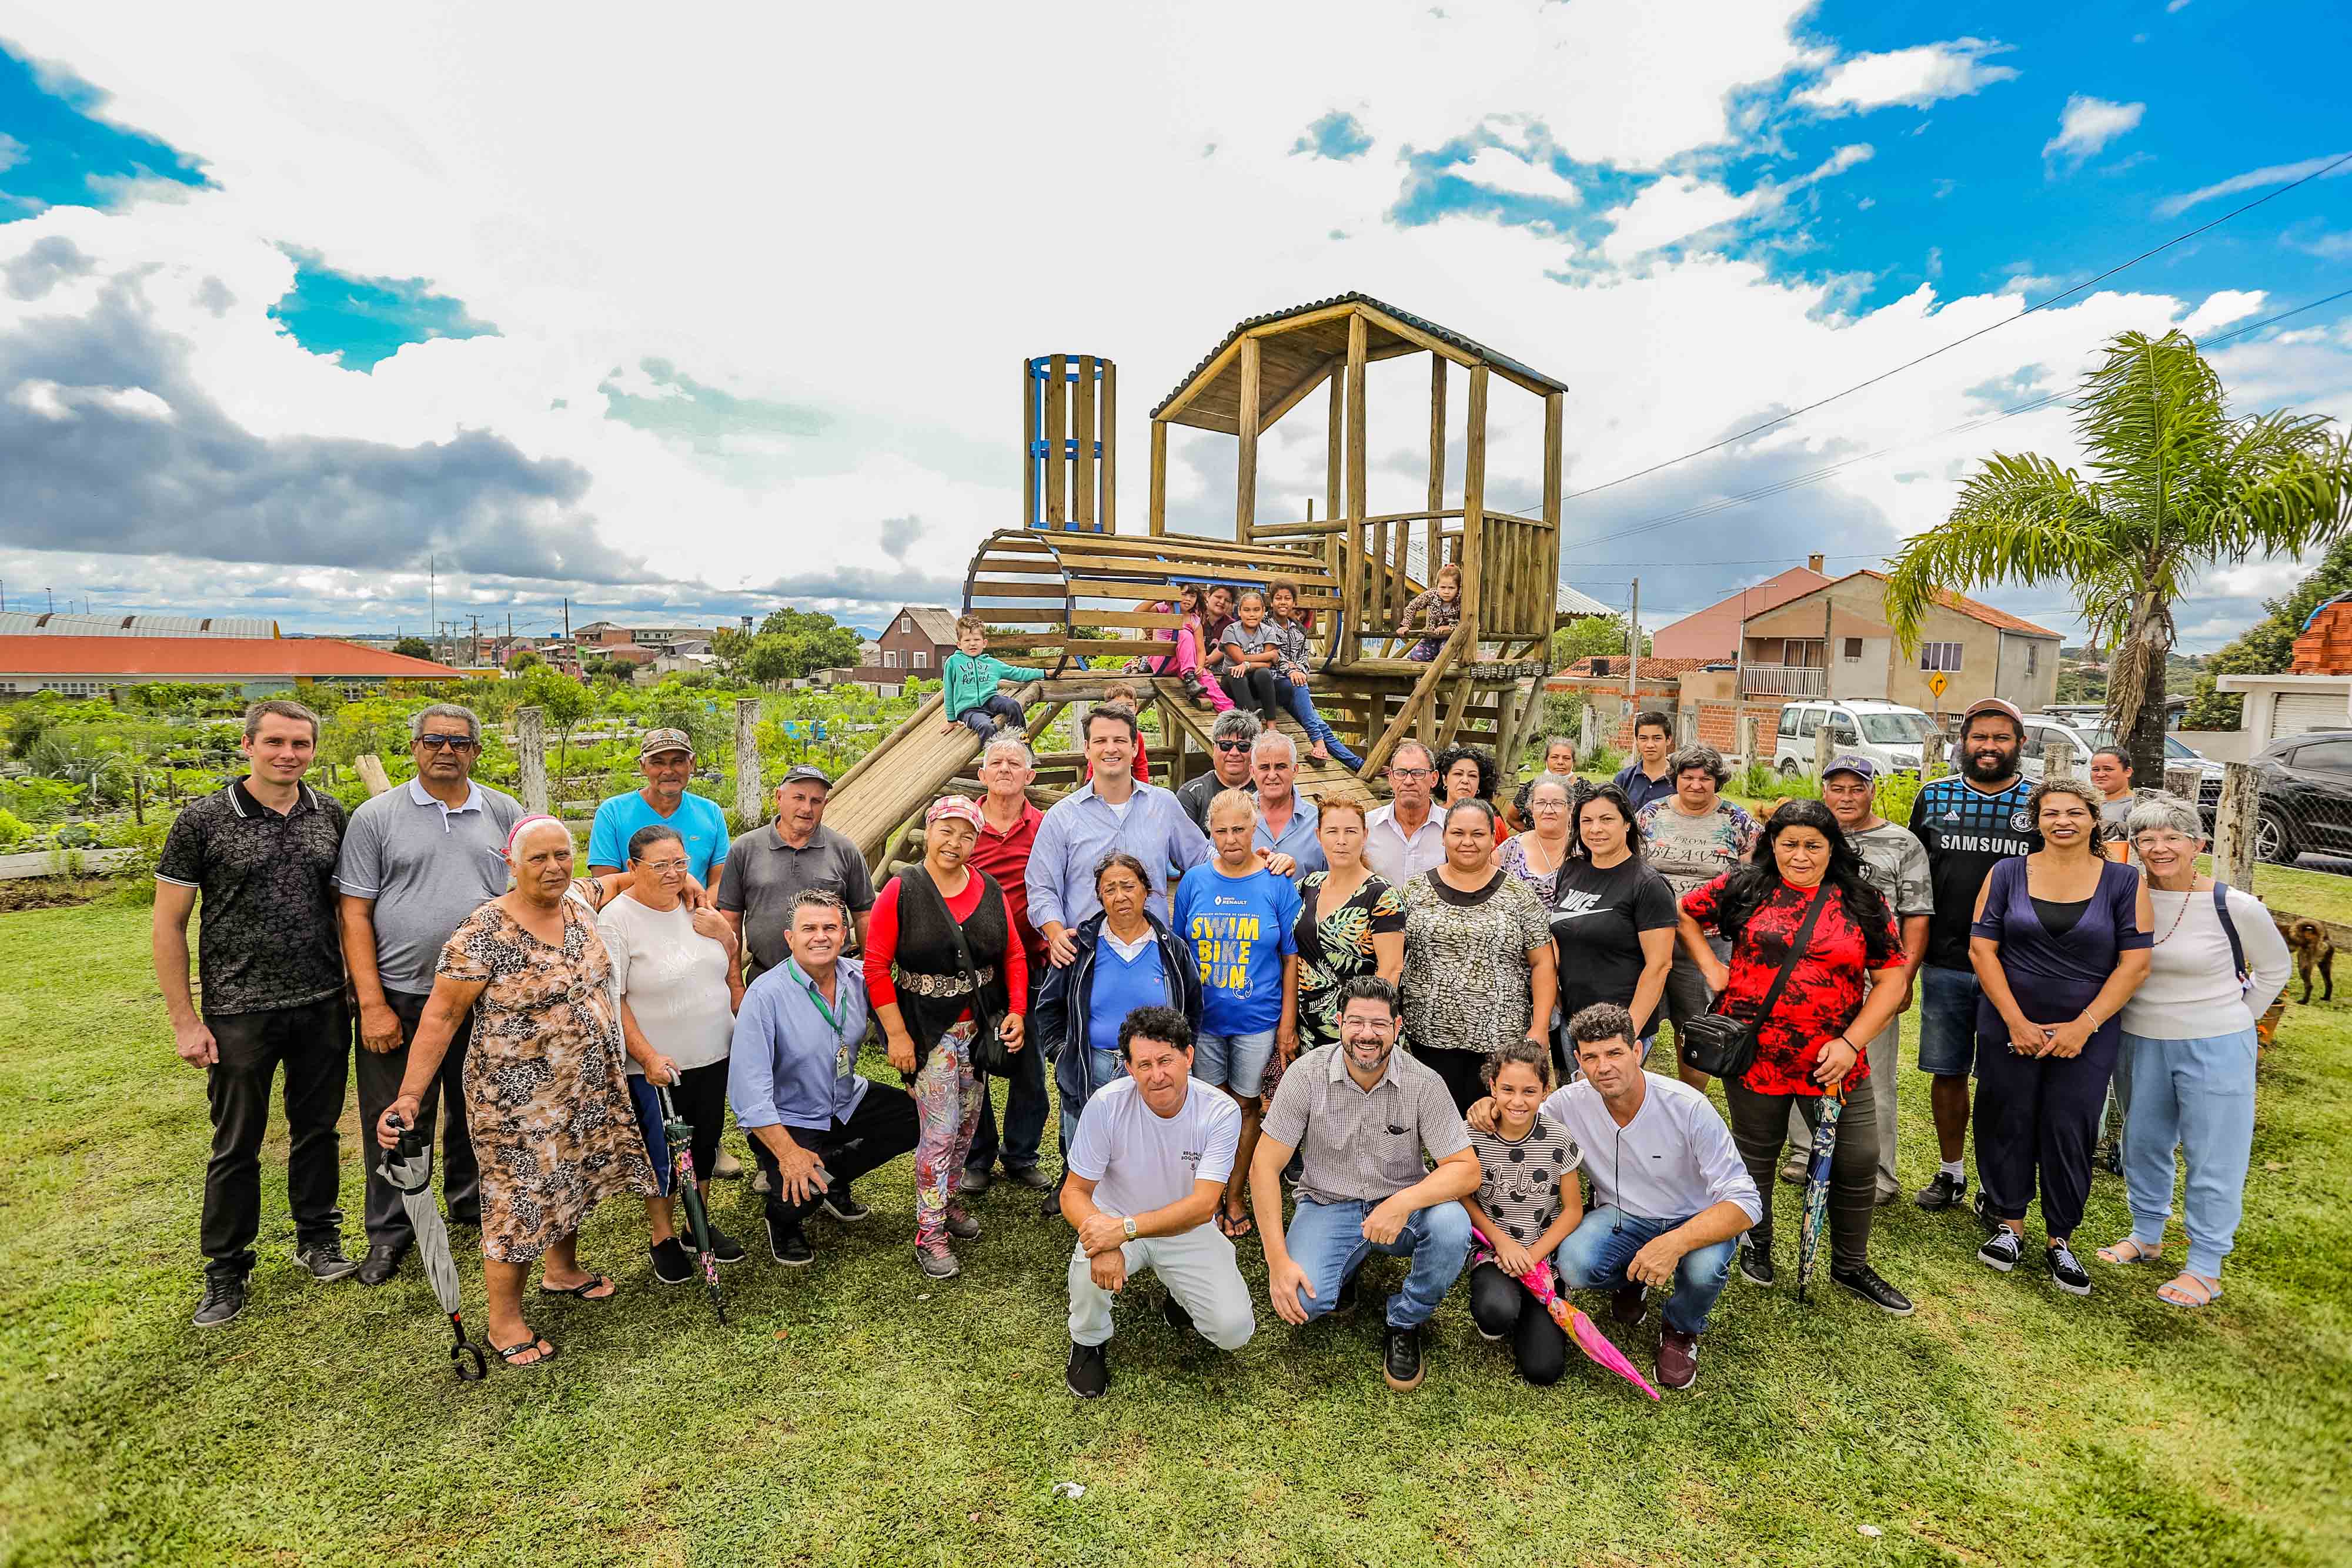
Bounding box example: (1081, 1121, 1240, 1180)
(728, 889, 918, 1266)
(1250, 731, 1325, 880)
(587, 728, 729, 891)
(1029, 706, 1212, 967)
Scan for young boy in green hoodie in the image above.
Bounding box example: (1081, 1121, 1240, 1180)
(940, 616, 1045, 740)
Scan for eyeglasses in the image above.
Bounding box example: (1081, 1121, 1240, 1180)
(1215, 740, 1252, 753)
(1390, 767, 1432, 780)
(639, 858, 690, 875)
(415, 734, 477, 751)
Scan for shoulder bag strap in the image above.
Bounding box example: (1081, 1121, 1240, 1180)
(1738, 884, 1835, 1030)
(2212, 881, 2246, 981)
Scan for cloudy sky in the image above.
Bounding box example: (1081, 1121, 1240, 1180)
(0, 1, 2346, 646)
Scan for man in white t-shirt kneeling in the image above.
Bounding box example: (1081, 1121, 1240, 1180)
(1062, 1005, 1254, 1398)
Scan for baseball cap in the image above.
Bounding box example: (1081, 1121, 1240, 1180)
(1961, 696, 2025, 731)
(1823, 752, 1878, 783)
(926, 794, 984, 830)
(780, 764, 833, 789)
(638, 727, 694, 759)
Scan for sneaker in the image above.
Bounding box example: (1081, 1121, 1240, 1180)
(1738, 1240, 1775, 1287)
(1656, 1328, 1699, 1391)
(1474, 1319, 1506, 1343)
(1831, 1263, 1915, 1316)
(1875, 1186, 1899, 1208)
(765, 1216, 814, 1268)
(1281, 1152, 1305, 1187)
(650, 1237, 694, 1285)
(709, 1149, 745, 1181)
(1382, 1325, 1425, 1391)
(1611, 1283, 1648, 1328)
(1162, 1291, 1195, 1336)
(1778, 1153, 1808, 1187)
(1038, 1185, 1063, 1220)
(750, 1167, 773, 1196)
(1915, 1170, 1968, 1211)
(1066, 1339, 1108, 1398)
(294, 1239, 360, 1282)
(355, 1243, 406, 1287)
(704, 1225, 746, 1265)
(956, 1168, 993, 1198)
(821, 1188, 870, 1223)
(1970, 1191, 2002, 1234)
(2093, 1136, 2122, 1176)
(1978, 1228, 2023, 1273)
(914, 1242, 961, 1279)
(192, 1273, 246, 1328)
(1002, 1163, 1055, 1192)
(944, 1203, 982, 1241)
(2046, 1241, 2092, 1296)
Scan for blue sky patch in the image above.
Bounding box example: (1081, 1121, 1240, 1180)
(268, 252, 497, 370)
(1293, 111, 1372, 161)
(0, 41, 208, 214)
(600, 358, 830, 451)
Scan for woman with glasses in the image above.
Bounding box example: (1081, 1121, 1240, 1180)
(1400, 799, 1556, 1112)
(1548, 783, 1678, 1061)
(1498, 774, 1577, 905)
(598, 823, 747, 1285)
(1288, 787, 1407, 1062)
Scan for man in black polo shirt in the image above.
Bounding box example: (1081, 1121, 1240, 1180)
(154, 698, 355, 1328)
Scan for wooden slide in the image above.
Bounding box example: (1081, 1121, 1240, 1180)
(822, 685, 1046, 867)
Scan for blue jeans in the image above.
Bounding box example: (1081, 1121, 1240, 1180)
(1283, 1196, 1471, 1329)
(1555, 1207, 1736, 1336)
(955, 693, 1025, 740)
(1274, 671, 1362, 769)
(1196, 1027, 1278, 1096)
(2122, 1029, 2258, 1279)
(1916, 964, 1980, 1077)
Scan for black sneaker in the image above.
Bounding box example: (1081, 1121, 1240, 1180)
(1334, 1271, 1361, 1316)
(1831, 1263, 1914, 1316)
(1002, 1163, 1055, 1192)
(192, 1273, 246, 1328)
(1066, 1340, 1108, 1398)
(1915, 1170, 1968, 1211)
(1738, 1239, 1775, 1286)
(650, 1237, 694, 1284)
(766, 1216, 814, 1268)
(1971, 1191, 2002, 1234)
(1382, 1325, 1425, 1391)
(2094, 1137, 2123, 1176)
(2046, 1241, 2092, 1296)
(1038, 1183, 1063, 1220)
(1162, 1291, 1195, 1337)
(1978, 1228, 2023, 1272)
(1610, 1283, 1648, 1327)
(354, 1243, 406, 1286)
(704, 1225, 746, 1265)
(820, 1188, 870, 1223)
(294, 1239, 360, 1282)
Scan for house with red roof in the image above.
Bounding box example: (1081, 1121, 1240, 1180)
(0, 636, 464, 700)
(1651, 557, 1832, 661)
(1736, 570, 2060, 718)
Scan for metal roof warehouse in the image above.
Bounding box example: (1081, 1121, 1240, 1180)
(0, 636, 465, 699)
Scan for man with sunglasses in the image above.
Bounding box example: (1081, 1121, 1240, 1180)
(335, 703, 523, 1285)
(1176, 710, 1261, 831)
(1365, 740, 1446, 883)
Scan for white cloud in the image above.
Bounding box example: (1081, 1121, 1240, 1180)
(2179, 289, 2266, 338)
(0, 132, 26, 173)
(1600, 177, 1760, 261)
(2042, 95, 2144, 168)
(2154, 151, 2352, 218)
(1785, 142, 1875, 190)
(1794, 38, 2019, 114)
(1450, 146, 1579, 203)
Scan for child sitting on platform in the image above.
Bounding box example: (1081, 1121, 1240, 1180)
(940, 616, 1045, 740)
(1399, 562, 1464, 661)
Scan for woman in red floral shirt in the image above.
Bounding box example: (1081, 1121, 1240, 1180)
(1677, 798, 1915, 1316)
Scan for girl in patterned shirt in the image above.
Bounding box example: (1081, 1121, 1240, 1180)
(1462, 1039, 1585, 1385)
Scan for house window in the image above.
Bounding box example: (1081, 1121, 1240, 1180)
(2026, 643, 2040, 676)
(1842, 637, 1863, 662)
(900, 617, 913, 634)
(1783, 639, 1825, 669)
(1920, 641, 1964, 673)
(913, 650, 928, 668)
(883, 650, 897, 668)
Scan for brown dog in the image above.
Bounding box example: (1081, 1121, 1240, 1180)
(2280, 916, 2334, 1005)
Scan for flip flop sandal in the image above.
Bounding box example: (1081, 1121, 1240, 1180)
(1217, 1208, 1254, 1239)
(539, 1274, 616, 1301)
(2157, 1273, 2222, 1309)
(497, 1337, 559, 1368)
(2096, 1238, 2166, 1266)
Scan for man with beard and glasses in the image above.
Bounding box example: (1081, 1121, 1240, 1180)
(1909, 698, 2040, 1213)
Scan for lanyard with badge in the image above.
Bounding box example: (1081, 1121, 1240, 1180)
(798, 964, 853, 1078)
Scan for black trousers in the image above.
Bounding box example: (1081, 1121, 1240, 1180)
(749, 1084, 921, 1238)
(1218, 666, 1282, 720)
(1468, 1262, 1568, 1385)
(1417, 1046, 1489, 1117)
(965, 968, 1049, 1176)
(201, 997, 349, 1278)
(354, 988, 480, 1251)
(1973, 1029, 2119, 1238)
(632, 1058, 730, 1192)
(1723, 1070, 1880, 1271)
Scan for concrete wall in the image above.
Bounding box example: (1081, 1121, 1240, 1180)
(2179, 729, 2250, 762)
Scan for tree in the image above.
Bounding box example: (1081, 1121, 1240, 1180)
(514, 670, 594, 791)
(1551, 614, 1651, 667)
(1886, 329, 2351, 782)
(392, 636, 434, 660)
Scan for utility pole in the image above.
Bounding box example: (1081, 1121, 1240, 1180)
(1822, 591, 1836, 704)
(1626, 577, 1640, 718)
(563, 596, 571, 639)
(470, 614, 480, 667)
(429, 554, 437, 660)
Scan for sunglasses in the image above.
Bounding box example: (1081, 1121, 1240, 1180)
(1215, 740, 1253, 753)
(415, 734, 477, 751)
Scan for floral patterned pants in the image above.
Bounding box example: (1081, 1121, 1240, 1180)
(911, 1021, 984, 1248)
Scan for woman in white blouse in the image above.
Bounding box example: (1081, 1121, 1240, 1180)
(2096, 796, 2289, 1309)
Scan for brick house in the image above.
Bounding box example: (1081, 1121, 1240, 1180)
(1738, 570, 2060, 719)
(1652, 558, 1831, 661)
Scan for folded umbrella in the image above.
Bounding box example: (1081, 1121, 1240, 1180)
(657, 1082, 726, 1325)
(1795, 1084, 1847, 1305)
(1471, 1226, 1659, 1401)
(378, 1113, 487, 1381)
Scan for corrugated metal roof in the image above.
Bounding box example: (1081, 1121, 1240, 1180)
(1151, 292, 1569, 419)
(0, 611, 279, 638)
(0, 636, 462, 679)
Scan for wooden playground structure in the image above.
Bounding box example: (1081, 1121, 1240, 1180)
(826, 294, 1568, 868)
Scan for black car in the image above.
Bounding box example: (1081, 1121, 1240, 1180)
(2201, 730, 2352, 864)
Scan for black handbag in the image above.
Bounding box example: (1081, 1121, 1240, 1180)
(916, 866, 1010, 1074)
(1678, 884, 1832, 1082)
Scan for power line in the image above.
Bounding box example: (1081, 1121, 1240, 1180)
(1553, 149, 2352, 508)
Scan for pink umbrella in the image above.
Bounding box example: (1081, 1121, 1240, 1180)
(1471, 1226, 1661, 1402)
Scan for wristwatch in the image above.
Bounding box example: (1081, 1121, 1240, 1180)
(1122, 1216, 1138, 1241)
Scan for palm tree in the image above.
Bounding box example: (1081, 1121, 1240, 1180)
(1885, 329, 2352, 783)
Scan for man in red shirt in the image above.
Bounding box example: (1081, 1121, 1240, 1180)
(960, 734, 1056, 1202)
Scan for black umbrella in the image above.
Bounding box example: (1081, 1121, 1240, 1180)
(378, 1113, 487, 1380)
(658, 1084, 726, 1324)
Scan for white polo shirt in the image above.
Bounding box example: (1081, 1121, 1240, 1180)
(1364, 803, 1445, 884)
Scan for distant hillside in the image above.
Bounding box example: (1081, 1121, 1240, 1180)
(2054, 646, 2208, 706)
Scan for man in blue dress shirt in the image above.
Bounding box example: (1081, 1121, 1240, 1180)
(1028, 705, 1213, 967)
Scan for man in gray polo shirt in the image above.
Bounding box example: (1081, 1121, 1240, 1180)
(335, 703, 523, 1285)
(1249, 976, 1480, 1392)
(717, 765, 876, 984)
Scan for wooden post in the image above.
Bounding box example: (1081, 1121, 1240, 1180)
(1101, 359, 1117, 534)
(2164, 764, 2200, 801)
(355, 754, 393, 797)
(132, 768, 145, 826)
(1344, 312, 1369, 663)
(1235, 337, 1261, 545)
(1461, 364, 1489, 637)
(1541, 392, 1564, 648)
(1813, 720, 1833, 780)
(1580, 701, 1596, 759)
(1743, 712, 1762, 770)
(1044, 353, 1068, 529)
(516, 706, 549, 814)
(2043, 737, 2074, 781)
(1148, 419, 1168, 537)
(734, 697, 763, 827)
(2214, 761, 2261, 889)
(1074, 355, 1097, 533)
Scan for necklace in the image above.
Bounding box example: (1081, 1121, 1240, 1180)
(2150, 884, 2197, 947)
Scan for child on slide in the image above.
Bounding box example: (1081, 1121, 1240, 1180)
(940, 616, 1045, 739)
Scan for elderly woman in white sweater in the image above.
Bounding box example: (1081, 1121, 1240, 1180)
(2096, 795, 2290, 1309)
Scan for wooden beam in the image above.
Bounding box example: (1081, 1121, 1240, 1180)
(1344, 311, 1368, 664)
(1324, 373, 1342, 532)
(1157, 336, 1246, 423)
(1436, 664, 1477, 748)
(1541, 390, 1563, 646)
(1044, 353, 1067, 529)
(1258, 353, 1340, 434)
(1486, 360, 1561, 399)
(1357, 304, 1478, 369)
(1148, 419, 1168, 537)
(1235, 336, 1261, 545)
(1461, 363, 1489, 633)
(1074, 354, 1097, 533)
(1101, 359, 1117, 534)
(1361, 626, 1465, 776)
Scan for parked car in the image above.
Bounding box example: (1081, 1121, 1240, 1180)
(2196, 730, 2352, 865)
(2076, 726, 2225, 790)
(1944, 713, 2209, 785)
(1775, 700, 1937, 776)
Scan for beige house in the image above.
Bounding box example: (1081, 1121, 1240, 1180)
(1737, 570, 2060, 718)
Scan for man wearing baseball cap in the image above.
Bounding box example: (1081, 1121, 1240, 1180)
(717, 764, 876, 985)
(1775, 754, 1932, 1202)
(589, 728, 731, 895)
(1908, 697, 2038, 1213)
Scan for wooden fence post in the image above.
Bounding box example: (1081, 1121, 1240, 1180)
(2043, 737, 2073, 781)
(1743, 713, 1762, 771)
(734, 697, 763, 827)
(2213, 760, 2261, 890)
(2163, 764, 2201, 801)
(1579, 702, 1596, 760)
(355, 754, 393, 797)
(516, 706, 549, 815)
(1813, 722, 1833, 779)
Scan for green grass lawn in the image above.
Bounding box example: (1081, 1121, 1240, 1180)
(4, 894, 2349, 1567)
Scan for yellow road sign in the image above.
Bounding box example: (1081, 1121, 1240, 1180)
(1927, 671, 1949, 699)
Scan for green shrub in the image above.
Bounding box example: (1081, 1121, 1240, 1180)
(0, 807, 28, 847)
(1580, 744, 1624, 776)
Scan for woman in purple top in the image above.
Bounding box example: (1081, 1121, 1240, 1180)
(1967, 778, 2152, 1296)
